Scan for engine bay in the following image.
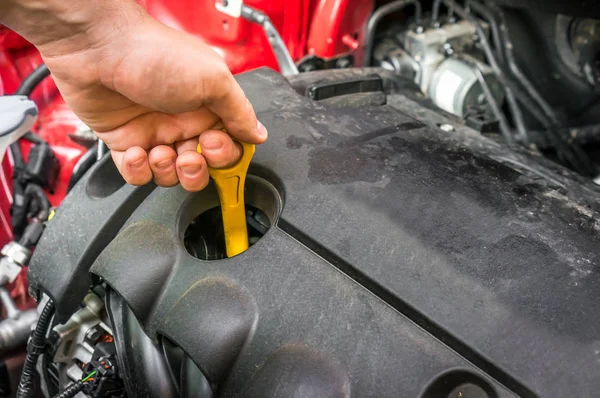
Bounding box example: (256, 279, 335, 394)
(1, 0, 600, 397)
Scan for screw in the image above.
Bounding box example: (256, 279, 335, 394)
(443, 43, 454, 56)
(85, 326, 102, 343)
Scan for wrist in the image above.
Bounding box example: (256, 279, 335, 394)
(1, 0, 148, 58)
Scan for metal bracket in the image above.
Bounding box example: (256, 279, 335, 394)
(0, 241, 31, 285)
(2, 241, 31, 266)
(240, 5, 299, 76)
(215, 0, 243, 18)
(214, 1, 299, 76)
(0, 257, 23, 286)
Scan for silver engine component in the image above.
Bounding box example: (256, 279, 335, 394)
(0, 286, 37, 351)
(0, 241, 32, 285)
(45, 291, 112, 392)
(428, 56, 503, 117)
(0, 241, 37, 351)
(378, 20, 504, 118)
(215, 0, 299, 76)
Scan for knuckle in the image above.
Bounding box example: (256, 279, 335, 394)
(246, 97, 257, 119)
(203, 64, 233, 104)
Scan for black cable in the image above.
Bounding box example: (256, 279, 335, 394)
(482, 1, 596, 175)
(446, 0, 456, 23)
(16, 300, 55, 398)
(489, 2, 561, 126)
(40, 350, 59, 397)
(572, 123, 600, 144)
(527, 122, 600, 149)
(9, 63, 54, 240)
(10, 63, 51, 165)
(24, 184, 51, 221)
(68, 145, 98, 192)
(490, 3, 592, 173)
(11, 64, 50, 148)
(443, 1, 520, 144)
(457, 54, 514, 144)
(431, 0, 442, 27)
(448, 0, 596, 175)
(12, 182, 51, 241)
(51, 381, 85, 398)
(474, 62, 514, 144)
(466, 1, 526, 140)
(364, 0, 423, 67)
(23, 132, 46, 145)
(505, 78, 575, 166)
(15, 64, 50, 97)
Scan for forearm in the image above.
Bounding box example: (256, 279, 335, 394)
(0, 0, 148, 57)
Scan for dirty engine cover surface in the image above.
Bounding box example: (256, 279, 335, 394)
(29, 68, 600, 397)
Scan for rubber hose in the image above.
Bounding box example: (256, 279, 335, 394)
(14, 183, 50, 243)
(10, 63, 51, 232)
(16, 300, 55, 398)
(10, 63, 51, 177)
(467, 1, 527, 141)
(431, 0, 444, 27)
(52, 381, 85, 398)
(450, 0, 595, 175)
(68, 145, 98, 192)
(24, 184, 51, 221)
(23, 132, 46, 144)
(363, 0, 423, 67)
(15, 64, 50, 97)
(11, 181, 27, 240)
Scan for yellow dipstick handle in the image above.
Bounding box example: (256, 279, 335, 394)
(197, 140, 255, 258)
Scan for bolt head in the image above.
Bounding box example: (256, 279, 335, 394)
(85, 327, 102, 343)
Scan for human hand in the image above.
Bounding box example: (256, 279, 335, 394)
(1, 0, 267, 191)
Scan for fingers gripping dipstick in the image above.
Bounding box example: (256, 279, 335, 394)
(197, 140, 255, 258)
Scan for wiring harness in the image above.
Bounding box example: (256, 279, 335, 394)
(435, 0, 597, 177)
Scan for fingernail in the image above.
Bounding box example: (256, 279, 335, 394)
(202, 138, 223, 150)
(156, 159, 173, 170)
(256, 120, 268, 139)
(180, 164, 201, 177)
(131, 158, 145, 168)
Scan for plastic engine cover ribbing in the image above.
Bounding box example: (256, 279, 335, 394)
(32, 68, 600, 397)
(28, 156, 154, 322)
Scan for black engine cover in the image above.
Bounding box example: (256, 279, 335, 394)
(29, 68, 600, 397)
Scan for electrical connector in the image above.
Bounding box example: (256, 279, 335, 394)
(81, 342, 124, 397)
(24, 143, 60, 189)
